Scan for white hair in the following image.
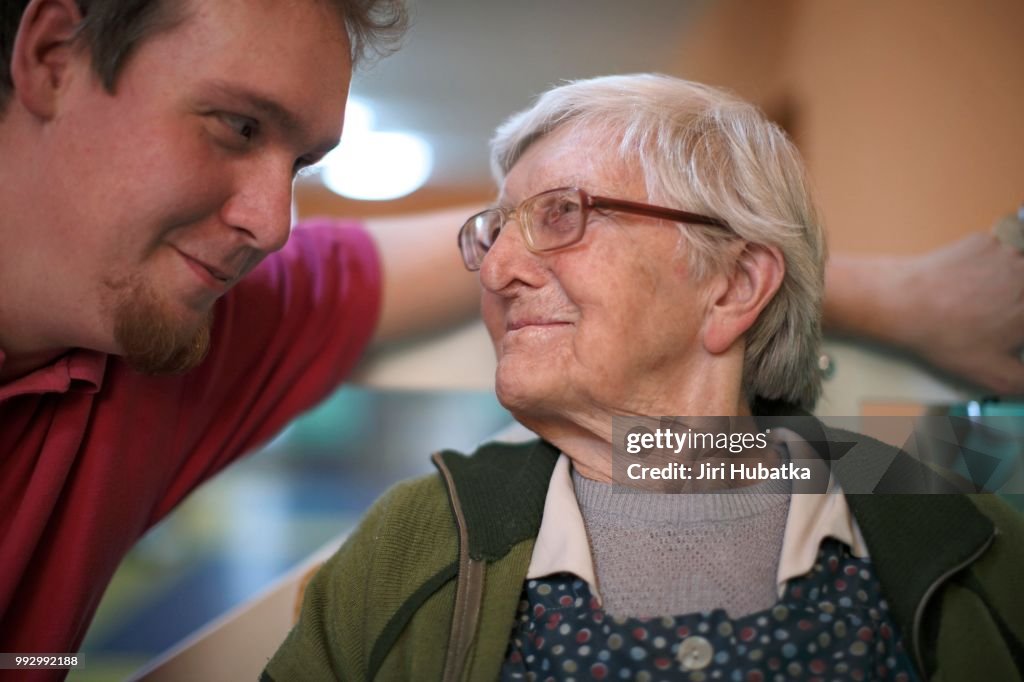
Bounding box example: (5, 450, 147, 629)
(490, 74, 826, 409)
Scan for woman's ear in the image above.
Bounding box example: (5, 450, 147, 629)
(10, 0, 86, 119)
(702, 242, 785, 355)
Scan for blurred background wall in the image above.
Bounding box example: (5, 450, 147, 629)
(673, 0, 1024, 254)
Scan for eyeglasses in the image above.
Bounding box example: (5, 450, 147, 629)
(457, 187, 731, 271)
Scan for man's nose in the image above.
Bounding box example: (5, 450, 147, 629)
(221, 162, 294, 253)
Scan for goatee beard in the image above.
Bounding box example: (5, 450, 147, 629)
(112, 285, 214, 375)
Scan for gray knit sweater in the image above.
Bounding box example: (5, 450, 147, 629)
(573, 469, 790, 618)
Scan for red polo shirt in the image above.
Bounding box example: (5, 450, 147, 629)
(0, 220, 381, 677)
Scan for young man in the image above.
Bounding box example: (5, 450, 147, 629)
(0, 0, 482, 665)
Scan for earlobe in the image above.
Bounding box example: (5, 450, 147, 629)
(702, 243, 785, 355)
(9, 0, 86, 119)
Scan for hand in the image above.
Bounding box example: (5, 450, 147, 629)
(891, 232, 1024, 395)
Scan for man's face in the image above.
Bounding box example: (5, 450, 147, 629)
(479, 125, 714, 424)
(41, 0, 350, 372)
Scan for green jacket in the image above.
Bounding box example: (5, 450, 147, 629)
(264, 427, 1024, 681)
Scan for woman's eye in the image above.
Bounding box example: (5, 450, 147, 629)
(555, 199, 580, 215)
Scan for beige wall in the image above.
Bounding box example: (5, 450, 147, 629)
(675, 0, 1024, 254)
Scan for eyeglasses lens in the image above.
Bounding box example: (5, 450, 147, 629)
(528, 190, 585, 251)
(458, 189, 588, 270)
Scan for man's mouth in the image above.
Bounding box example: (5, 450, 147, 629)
(174, 248, 237, 288)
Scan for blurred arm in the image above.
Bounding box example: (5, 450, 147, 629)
(363, 204, 483, 345)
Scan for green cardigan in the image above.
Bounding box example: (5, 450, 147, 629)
(264, 432, 1024, 681)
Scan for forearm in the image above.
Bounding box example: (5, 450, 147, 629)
(364, 204, 484, 345)
(823, 254, 910, 347)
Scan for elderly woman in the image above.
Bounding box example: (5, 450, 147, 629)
(264, 75, 1023, 681)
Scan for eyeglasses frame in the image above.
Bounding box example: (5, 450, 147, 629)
(457, 186, 731, 271)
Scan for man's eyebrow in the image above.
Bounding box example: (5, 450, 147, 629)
(207, 81, 340, 154)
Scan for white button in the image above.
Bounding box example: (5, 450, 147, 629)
(677, 635, 713, 670)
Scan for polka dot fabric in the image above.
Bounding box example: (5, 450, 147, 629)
(500, 540, 918, 681)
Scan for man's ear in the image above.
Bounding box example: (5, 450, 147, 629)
(702, 242, 785, 355)
(9, 0, 86, 119)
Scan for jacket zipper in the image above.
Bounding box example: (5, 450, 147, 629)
(433, 453, 486, 682)
(911, 528, 996, 679)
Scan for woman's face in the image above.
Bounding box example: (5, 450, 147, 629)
(479, 125, 717, 423)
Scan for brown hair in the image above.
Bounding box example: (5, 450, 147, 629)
(0, 0, 406, 114)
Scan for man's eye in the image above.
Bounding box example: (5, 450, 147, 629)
(221, 114, 259, 142)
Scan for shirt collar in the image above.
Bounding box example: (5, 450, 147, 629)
(0, 348, 107, 401)
(526, 454, 601, 591)
(526, 429, 869, 602)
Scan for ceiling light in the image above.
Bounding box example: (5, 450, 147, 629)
(318, 98, 434, 201)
